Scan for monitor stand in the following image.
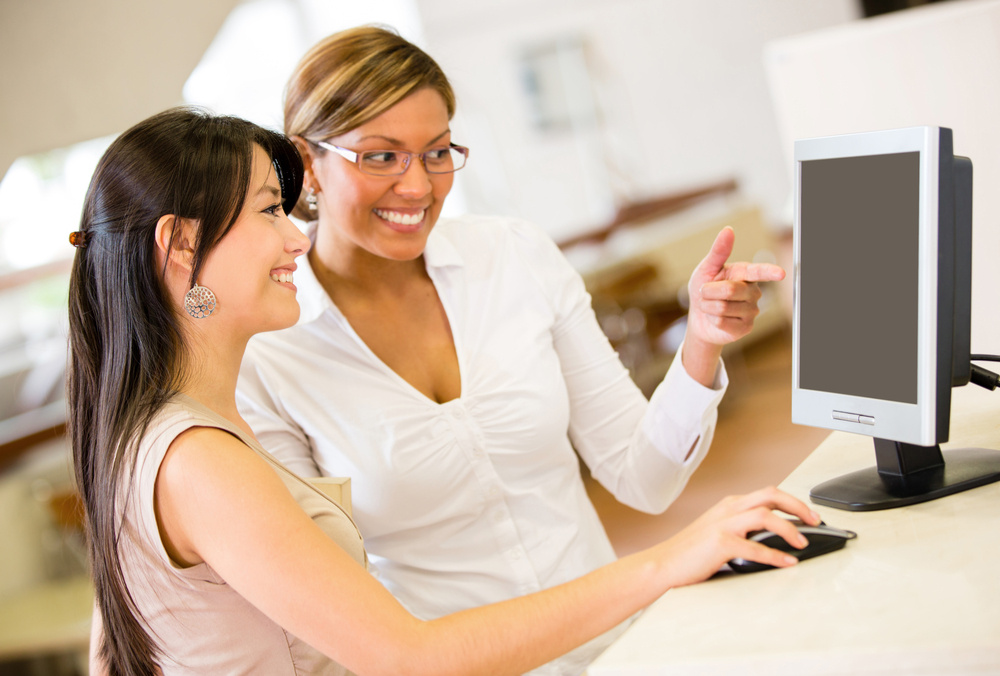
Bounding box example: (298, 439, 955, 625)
(810, 438, 1000, 511)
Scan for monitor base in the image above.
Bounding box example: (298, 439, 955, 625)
(810, 447, 1000, 511)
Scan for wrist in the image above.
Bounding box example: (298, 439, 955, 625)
(618, 545, 678, 603)
(680, 335, 723, 388)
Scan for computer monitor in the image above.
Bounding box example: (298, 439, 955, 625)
(791, 125, 1000, 511)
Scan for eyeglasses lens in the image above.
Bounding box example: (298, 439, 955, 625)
(359, 147, 467, 176)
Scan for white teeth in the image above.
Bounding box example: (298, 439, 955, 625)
(375, 209, 425, 226)
(270, 272, 293, 284)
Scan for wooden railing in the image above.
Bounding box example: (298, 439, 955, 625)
(556, 178, 738, 250)
(0, 257, 73, 292)
(0, 400, 67, 474)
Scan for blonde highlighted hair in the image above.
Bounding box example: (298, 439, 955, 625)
(284, 25, 456, 218)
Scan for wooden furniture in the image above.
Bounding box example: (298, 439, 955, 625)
(590, 384, 1000, 675)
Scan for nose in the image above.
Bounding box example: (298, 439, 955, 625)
(281, 213, 311, 256)
(393, 156, 433, 199)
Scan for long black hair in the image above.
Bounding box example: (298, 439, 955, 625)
(67, 107, 301, 675)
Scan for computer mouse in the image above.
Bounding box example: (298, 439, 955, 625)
(728, 520, 857, 573)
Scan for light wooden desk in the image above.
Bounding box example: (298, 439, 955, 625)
(590, 385, 1000, 675)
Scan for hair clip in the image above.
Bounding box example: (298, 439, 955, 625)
(69, 231, 89, 248)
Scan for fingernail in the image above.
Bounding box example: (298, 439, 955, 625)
(784, 555, 798, 566)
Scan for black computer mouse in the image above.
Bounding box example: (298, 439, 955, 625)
(728, 520, 857, 573)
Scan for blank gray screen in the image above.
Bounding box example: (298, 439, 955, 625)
(799, 152, 919, 404)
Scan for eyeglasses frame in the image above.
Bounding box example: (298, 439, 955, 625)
(310, 140, 469, 176)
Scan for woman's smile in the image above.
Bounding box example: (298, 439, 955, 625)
(270, 265, 298, 287)
(374, 207, 427, 232)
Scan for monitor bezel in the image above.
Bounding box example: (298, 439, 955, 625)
(791, 126, 947, 447)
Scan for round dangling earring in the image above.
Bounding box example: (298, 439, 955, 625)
(306, 189, 318, 213)
(184, 283, 217, 319)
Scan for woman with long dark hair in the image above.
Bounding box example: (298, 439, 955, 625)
(75, 107, 817, 675)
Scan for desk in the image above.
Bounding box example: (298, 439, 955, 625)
(590, 385, 1000, 675)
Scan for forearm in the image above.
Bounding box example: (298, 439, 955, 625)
(408, 548, 667, 676)
(374, 486, 815, 676)
(250, 522, 668, 676)
(581, 342, 726, 513)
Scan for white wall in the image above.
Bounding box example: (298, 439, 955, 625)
(416, 0, 859, 242)
(765, 0, 1000, 357)
(182, 0, 426, 133)
(0, 0, 242, 177)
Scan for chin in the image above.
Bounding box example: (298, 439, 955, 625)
(260, 307, 300, 334)
(377, 236, 431, 262)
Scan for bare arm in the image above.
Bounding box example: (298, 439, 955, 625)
(157, 427, 817, 676)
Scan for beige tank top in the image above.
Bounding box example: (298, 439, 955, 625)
(119, 394, 365, 674)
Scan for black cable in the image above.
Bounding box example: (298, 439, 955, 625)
(971, 364, 999, 391)
(969, 353, 1000, 391)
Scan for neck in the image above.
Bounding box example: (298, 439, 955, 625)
(309, 236, 428, 302)
(176, 328, 251, 433)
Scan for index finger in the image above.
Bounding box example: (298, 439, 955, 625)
(722, 262, 786, 283)
(739, 486, 821, 526)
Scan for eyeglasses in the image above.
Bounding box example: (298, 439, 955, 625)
(312, 140, 469, 176)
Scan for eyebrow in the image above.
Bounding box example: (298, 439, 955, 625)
(256, 183, 282, 199)
(355, 130, 451, 148)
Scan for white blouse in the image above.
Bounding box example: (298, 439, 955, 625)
(237, 214, 727, 675)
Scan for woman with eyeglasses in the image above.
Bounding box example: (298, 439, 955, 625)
(237, 25, 788, 675)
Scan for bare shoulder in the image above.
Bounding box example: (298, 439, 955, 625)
(162, 425, 261, 475)
(155, 425, 298, 567)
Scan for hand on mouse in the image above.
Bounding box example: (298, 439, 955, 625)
(644, 486, 821, 589)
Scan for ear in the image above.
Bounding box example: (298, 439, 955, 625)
(291, 136, 321, 193)
(154, 214, 197, 273)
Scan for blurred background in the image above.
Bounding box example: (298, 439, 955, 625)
(2, 0, 998, 672)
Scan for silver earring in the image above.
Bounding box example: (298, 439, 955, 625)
(184, 283, 217, 319)
(306, 189, 318, 212)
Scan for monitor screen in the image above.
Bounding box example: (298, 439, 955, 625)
(799, 151, 920, 405)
